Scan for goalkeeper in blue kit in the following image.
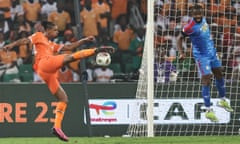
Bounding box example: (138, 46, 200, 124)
(177, 4, 233, 122)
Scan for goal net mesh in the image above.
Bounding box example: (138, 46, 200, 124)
(127, 0, 240, 136)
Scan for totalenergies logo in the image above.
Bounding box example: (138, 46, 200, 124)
(89, 101, 117, 115)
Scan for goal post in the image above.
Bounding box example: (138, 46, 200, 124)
(127, 0, 240, 137)
(126, 0, 155, 137)
(146, 0, 155, 137)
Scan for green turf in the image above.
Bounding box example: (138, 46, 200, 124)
(0, 136, 240, 144)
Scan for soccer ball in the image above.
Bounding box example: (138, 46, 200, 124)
(96, 52, 111, 66)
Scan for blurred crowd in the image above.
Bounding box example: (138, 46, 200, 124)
(0, 0, 239, 84)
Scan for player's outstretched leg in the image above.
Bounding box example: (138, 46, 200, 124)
(217, 99, 233, 112)
(71, 46, 115, 61)
(205, 109, 219, 122)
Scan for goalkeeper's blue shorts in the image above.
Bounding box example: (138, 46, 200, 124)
(195, 54, 221, 78)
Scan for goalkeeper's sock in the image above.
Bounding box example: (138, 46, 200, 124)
(72, 49, 96, 60)
(54, 102, 67, 129)
(202, 85, 211, 107)
(215, 78, 226, 98)
(206, 107, 211, 112)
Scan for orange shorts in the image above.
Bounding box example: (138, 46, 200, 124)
(35, 54, 66, 94)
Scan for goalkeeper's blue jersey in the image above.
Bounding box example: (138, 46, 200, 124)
(182, 17, 216, 59)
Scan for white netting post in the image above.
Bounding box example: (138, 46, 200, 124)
(146, 0, 155, 137)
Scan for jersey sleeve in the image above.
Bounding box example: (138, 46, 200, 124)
(182, 19, 195, 36)
(52, 42, 64, 53)
(28, 32, 44, 44)
(182, 27, 193, 36)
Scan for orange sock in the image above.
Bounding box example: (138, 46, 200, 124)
(54, 102, 67, 129)
(72, 49, 96, 60)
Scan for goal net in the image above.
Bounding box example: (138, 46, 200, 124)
(127, 0, 240, 136)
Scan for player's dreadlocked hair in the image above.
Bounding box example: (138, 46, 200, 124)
(41, 21, 56, 31)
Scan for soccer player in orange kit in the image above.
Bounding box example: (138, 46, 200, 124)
(3, 21, 114, 142)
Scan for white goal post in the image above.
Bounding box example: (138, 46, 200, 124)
(146, 0, 155, 137)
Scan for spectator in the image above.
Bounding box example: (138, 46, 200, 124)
(154, 47, 177, 83)
(139, 0, 147, 22)
(205, 0, 218, 24)
(175, 0, 188, 16)
(64, 0, 75, 25)
(80, 0, 99, 39)
(233, 1, 240, 15)
(92, 0, 110, 37)
(230, 35, 240, 78)
(17, 30, 32, 64)
(40, 0, 57, 19)
(10, 0, 24, 24)
(154, 25, 166, 50)
(154, 4, 167, 32)
(17, 14, 31, 34)
(22, 0, 41, 26)
(127, 0, 145, 31)
(0, 0, 11, 23)
(0, 13, 10, 39)
(113, 14, 135, 73)
(93, 66, 114, 83)
(85, 60, 96, 82)
(33, 21, 44, 32)
(0, 30, 6, 47)
(128, 27, 145, 72)
(0, 31, 19, 82)
(109, 0, 128, 36)
(113, 14, 135, 51)
(48, 2, 71, 36)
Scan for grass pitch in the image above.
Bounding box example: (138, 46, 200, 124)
(0, 136, 239, 144)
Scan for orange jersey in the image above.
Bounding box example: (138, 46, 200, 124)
(111, 0, 128, 19)
(22, 2, 41, 22)
(0, 0, 11, 19)
(93, 2, 110, 28)
(113, 28, 135, 51)
(0, 50, 17, 64)
(48, 11, 71, 31)
(28, 32, 63, 69)
(80, 8, 99, 37)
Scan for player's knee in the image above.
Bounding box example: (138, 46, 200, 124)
(214, 72, 223, 79)
(201, 75, 211, 85)
(62, 98, 69, 103)
(63, 55, 74, 65)
(54, 87, 69, 103)
(57, 96, 69, 103)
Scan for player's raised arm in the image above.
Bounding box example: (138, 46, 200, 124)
(61, 36, 96, 51)
(3, 38, 31, 51)
(177, 33, 186, 60)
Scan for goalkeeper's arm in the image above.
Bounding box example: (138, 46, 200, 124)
(177, 33, 186, 60)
